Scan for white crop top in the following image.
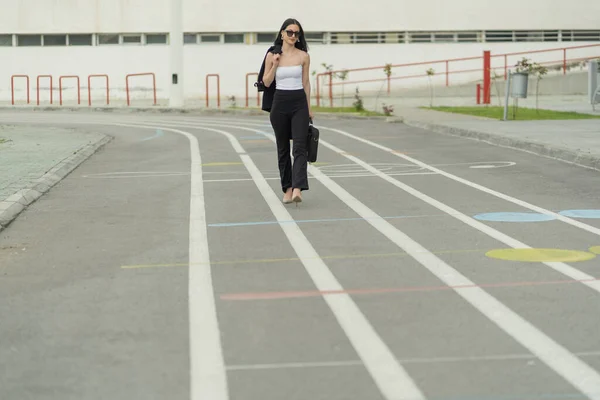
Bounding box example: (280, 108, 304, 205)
(275, 65, 303, 90)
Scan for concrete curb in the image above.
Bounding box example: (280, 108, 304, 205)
(0, 105, 395, 120)
(403, 119, 600, 172)
(0, 133, 113, 232)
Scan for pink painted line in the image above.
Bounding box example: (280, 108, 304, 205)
(220, 277, 600, 301)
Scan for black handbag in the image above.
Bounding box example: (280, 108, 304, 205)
(307, 118, 319, 163)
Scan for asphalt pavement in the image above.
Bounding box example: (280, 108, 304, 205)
(1, 110, 599, 400)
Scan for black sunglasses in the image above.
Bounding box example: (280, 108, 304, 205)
(285, 30, 301, 38)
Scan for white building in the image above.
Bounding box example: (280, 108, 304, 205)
(1, 0, 599, 107)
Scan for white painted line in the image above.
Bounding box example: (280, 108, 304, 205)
(201, 172, 437, 184)
(227, 360, 364, 371)
(319, 125, 600, 238)
(305, 151, 600, 400)
(312, 129, 600, 294)
(109, 123, 229, 400)
(189, 124, 427, 400)
(135, 119, 600, 292)
(144, 120, 600, 290)
(179, 120, 600, 400)
(227, 350, 600, 371)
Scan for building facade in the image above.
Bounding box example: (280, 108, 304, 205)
(1, 0, 599, 106)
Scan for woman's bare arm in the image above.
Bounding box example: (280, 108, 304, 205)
(263, 53, 279, 87)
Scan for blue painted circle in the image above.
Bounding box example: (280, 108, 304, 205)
(474, 212, 556, 222)
(559, 210, 600, 219)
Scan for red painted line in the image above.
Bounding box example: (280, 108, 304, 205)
(220, 277, 600, 301)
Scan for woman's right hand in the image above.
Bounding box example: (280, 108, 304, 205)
(272, 54, 280, 66)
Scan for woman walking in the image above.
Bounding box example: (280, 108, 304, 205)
(261, 18, 313, 205)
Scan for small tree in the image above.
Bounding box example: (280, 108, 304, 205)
(532, 63, 548, 113)
(353, 87, 364, 112)
(336, 70, 349, 107)
(426, 68, 435, 107)
(382, 103, 394, 116)
(384, 63, 392, 92)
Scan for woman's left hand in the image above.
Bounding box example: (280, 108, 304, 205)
(309, 109, 314, 120)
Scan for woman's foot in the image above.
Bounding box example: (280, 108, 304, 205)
(292, 188, 302, 204)
(282, 188, 293, 204)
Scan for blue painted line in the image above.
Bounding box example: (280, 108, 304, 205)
(559, 209, 600, 219)
(141, 129, 164, 141)
(209, 214, 440, 228)
(473, 212, 556, 222)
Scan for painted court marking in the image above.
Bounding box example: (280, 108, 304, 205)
(201, 162, 243, 167)
(186, 123, 428, 400)
(121, 248, 483, 270)
(315, 125, 600, 295)
(220, 276, 600, 301)
(105, 123, 229, 400)
(207, 212, 452, 227)
(180, 119, 600, 399)
(316, 123, 600, 240)
(560, 210, 600, 219)
(11, 115, 600, 399)
(82, 171, 190, 178)
(474, 212, 557, 222)
(226, 350, 600, 371)
(141, 129, 164, 141)
(157, 120, 600, 296)
(486, 248, 597, 263)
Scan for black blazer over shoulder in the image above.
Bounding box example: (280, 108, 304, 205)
(255, 45, 280, 112)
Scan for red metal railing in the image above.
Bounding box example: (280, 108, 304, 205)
(125, 72, 157, 106)
(59, 75, 81, 105)
(206, 74, 221, 108)
(493, 43, 600, 79)
(36, 75, 53, 105)
(88, 74, 110, 106)
(245, 72, 260, 107)
(11, 75, 30, 105)
(315, 43, 600, 107)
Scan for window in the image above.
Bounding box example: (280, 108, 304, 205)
(304, 32, 325, 44)
(123, 34, 141, 44)
(44, 34, 66, 46)
(383, 32, 404, 43)
(355, 32, 381, 44)
(200, 34, 220, 43)
(98, 34, 119, 45)
(184, 33, 197, 44)
(0, 34, 12, 46)
(457, 32, 479, 42)
(69, 34, 92, 45)
(409, 32, 433, 43)
(17, 34, 42, 46)
(224, 33, 244, 43)
(331, 33, 352, 44)
(572, 30, 600, 41)
(485, 31, 513, 42)
(542, 31, 559, 42)
(146, 34, 167, 44)
(515, 31, 542, 42)
(434, 33, 455, 43)
(256, 33, 274, 43)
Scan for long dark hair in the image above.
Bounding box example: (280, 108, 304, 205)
(273, 18, 308, 52)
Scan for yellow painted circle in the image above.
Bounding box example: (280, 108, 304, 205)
(589, 246, 600, 255)
(486, 248, 596, 263)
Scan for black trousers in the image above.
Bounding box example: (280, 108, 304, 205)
(269, 89, 310, 193)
